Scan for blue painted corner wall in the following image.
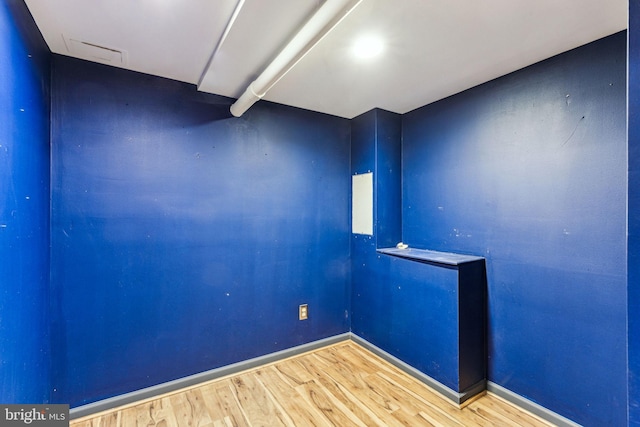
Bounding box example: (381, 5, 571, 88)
(629, 1, 640, 425)
(401, 32, 627, 426)
(49, 57, 351, 406)
(0, 0, 51, 403)
(353, 32, 627, 427)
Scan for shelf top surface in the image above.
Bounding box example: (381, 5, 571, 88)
(377, 247, 485, 266)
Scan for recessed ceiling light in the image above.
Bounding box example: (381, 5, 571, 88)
(353, 35, 384, 59)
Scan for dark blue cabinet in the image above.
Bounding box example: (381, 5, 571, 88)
(376, 247, 486, 404)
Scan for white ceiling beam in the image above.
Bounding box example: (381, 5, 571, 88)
(229, 0, 363, 117)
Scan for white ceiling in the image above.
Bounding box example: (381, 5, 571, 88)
(24, 0, 627, 119)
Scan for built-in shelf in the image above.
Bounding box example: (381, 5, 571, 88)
(375, 245, 487, 403)
(377, 247, 484, 266)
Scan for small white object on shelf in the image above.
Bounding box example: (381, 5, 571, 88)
(396, 242, 408, 249)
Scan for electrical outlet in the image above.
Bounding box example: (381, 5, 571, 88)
(299, 304, 308, 320)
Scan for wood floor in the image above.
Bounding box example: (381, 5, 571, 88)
(70, 341, 554, 427)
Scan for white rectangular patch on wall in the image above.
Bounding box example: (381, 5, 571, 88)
(352, 172, 373, 235)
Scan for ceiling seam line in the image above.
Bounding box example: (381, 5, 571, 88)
(197, 0, 246, 89)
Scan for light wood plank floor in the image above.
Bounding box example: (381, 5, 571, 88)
(71, 341, 554, 427)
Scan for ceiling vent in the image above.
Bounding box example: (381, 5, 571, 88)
(63, 35, 128, 65)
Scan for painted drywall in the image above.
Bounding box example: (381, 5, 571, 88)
(351, 109, 402, 356)
(49, 56, 351, 406)
(350, 109, 402, 247)
(0, 0, 51, 403)
(351, 109, 486, 397)
(401, 32, 626, 426)
(629, 1, 640, 425)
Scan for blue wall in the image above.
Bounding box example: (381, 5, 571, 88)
(0, 0, 51, 403)
(402, 32, 626, 426)
(49, 57, 351, 406)
(629, 1, 640, 425)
